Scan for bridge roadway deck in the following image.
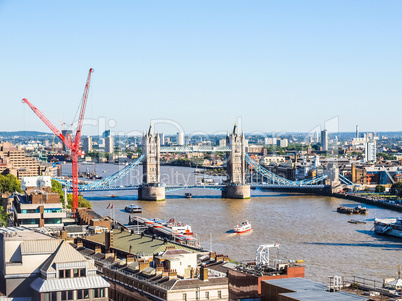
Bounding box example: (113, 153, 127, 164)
(69, 184, 328, 193)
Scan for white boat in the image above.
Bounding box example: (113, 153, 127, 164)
(166, 218, 193, 235)
(374, 218, 402, 238)
(124, 204, 142, 213)
(234, 220, 252, 233)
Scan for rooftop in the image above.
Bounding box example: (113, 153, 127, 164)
(86, 230, 200, 256)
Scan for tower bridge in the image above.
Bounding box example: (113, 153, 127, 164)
(59, 124, 344, 200)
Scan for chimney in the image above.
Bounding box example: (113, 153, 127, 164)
(139, 259, 150, 271)
(209, 251, 216, 261)
(223, 255, 229, 262)
(76, 240, 83, 248)
(105, 252, 115, 260)
(190, 267, 195, 279)
(126, 254, 134, 264)
(168, 269, 177, 280)
(162, 269, 169, 278)
(216, 254, 224, 262)
(61, 231, 68, 240)
(94, 246, 102, 253)
(200, 266, 208, 281)
(155, 264, 164, 274)
(105, 230, 113, 251)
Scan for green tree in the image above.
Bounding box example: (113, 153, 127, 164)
(377, 152, 397, 160)
(0, 174, 22, 194)
(51, 179, 65, 204)
(364, 186, 370, 192)
(375, 185, 385, 193)
(0, 205, 9, 226)
(66, 194, 92, 210)
(390, 182, 402, 197)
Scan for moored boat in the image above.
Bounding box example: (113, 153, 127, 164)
(348, 219, 366, 224)
(185, 193, 192, 198)
(166, 218, 193, 235)
(374, 218, 402, 238)
(234, 220, 252, 233)
(337, 205, 368, 215)
(124, 204, 142, 213)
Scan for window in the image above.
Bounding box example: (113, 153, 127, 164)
(205, 292, 209, 299)
(44, 293, 50, 301)
(68, 291, 73, 300)
(59, 269, 75, 279)
(182, 293, 187, 301)
(77, 290, 89, 300)
(74, 269, 79, 278)
(218, 290, 222, 298)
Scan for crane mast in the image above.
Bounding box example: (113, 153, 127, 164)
(22, 68, 94, 213)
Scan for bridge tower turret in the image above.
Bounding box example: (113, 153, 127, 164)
(138, 124, 165, 201)
(222, 124, 250, 199)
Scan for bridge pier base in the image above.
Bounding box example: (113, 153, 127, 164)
(138, 186, 165, 201)
(222, 185, 250, 199)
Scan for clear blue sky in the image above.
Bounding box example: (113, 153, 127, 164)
(1, 0, 401, 136)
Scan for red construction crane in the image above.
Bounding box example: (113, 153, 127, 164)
(22, 68, 94, 212)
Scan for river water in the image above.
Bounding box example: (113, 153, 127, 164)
(62, 162, 402, 284)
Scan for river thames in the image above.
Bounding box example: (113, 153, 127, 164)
(63, 163, 402, 284)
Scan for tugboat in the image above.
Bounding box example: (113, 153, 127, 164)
(124, 204, 142, 213)
(348, 219, 366, 224)
(234, 220, 252, 233)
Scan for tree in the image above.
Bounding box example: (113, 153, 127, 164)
(0, 174, 22, 194)
(390, 182, 402, 197)
(51, 179, 65, 204)
(66, 194, 92, 210)
(0, 205, 8, 226)
(375, 185, 385, 193)
(364, 186, 370, 192)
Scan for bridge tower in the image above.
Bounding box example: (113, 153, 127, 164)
(325, 163, 342, 193)
(138, 124, 165, 201)
(222, 124, 250, 199)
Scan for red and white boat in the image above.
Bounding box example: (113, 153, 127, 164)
(167, 218, 193, 235)
(234, 220, 252, 233)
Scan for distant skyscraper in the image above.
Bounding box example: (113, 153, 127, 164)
(105, 136, 114, 153)
(159, 133, 165, 146)
(83, 136, 92, 153)
(102, 130, 111, 138)
(177, 132, 184, 146)
(356, 125, 359, 138)
(277, 139, 288, 148)
(321, 130, 328, 151)
(61, 130, 73, 152)
(365, 140, 376, 162)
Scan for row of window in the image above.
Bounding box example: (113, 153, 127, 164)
(43, 288, 105, 301)
(183, 290, 222, 300)
(59, 268, 86, 279)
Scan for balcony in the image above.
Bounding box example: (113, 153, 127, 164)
(14, 211, 40, 219)
(43, 212, 66, 219)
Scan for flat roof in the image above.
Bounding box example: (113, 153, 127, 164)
(280, 291, 369, 300)
(0, 227, 55, 241)
(86, 231, 200, 256)
(264, 278, 368, 301)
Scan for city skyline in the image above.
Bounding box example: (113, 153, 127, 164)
(1, 1, 401, 134)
